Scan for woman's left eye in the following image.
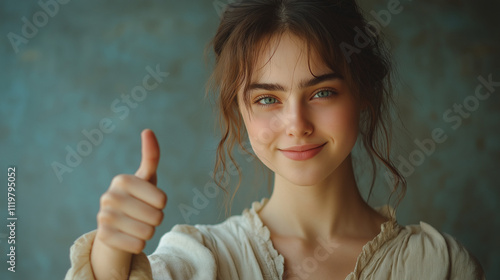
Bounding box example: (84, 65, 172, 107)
(313, 89, 336, 99)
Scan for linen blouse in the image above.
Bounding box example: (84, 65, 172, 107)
(65, 198, 485, 279)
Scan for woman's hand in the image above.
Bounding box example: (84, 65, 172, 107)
(91, 129, 167, 279)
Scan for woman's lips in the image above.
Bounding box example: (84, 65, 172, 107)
(279, 143, 326, 161)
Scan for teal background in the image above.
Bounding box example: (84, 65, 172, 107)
(0, 0, 498, 279)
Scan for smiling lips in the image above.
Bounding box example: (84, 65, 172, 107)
(279, 143, 327, 161)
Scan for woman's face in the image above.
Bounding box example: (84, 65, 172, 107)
(238, 33, 361, 186)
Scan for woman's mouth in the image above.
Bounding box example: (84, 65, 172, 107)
(279, 143, 327, 161)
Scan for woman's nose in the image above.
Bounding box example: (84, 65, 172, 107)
(284, 101, 313, 137)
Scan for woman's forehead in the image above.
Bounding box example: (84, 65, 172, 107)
(251, 32, 332, 83)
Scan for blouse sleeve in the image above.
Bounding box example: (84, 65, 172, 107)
(65, 225, 218, 280)
(148, 224, 217, 280)
(442, 232, 485, 280)
(394, 222, 485, 280)
(64, 230, 153, 280)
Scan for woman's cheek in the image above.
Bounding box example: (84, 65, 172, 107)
(247, 116, 277, 155)
(250, 112, 275, 138)
(322, 108, 360, 141)
(248, 132, 275, 170)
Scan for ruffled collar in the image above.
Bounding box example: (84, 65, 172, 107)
(242, 198, 285, 278)
(347, 206, 401, 279)
(242, 198, 402, 280)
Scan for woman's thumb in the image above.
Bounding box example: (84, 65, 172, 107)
(135, 129, 160, 184)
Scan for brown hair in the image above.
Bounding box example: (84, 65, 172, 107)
(206, 0, 406, 213)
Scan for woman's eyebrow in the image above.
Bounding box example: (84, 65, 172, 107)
(247, 72, 342, 93)
(300, 72, 342, 88)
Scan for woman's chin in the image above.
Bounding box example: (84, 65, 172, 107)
(277, 172, 327, 187)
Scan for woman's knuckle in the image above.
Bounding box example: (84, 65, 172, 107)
(97, 209, 115, 225)
(111, 174, 131, 190)
(97, 225, 114, 242)
(100, 193, 113, 207)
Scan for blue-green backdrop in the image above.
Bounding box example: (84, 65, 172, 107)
(1, 0, 499, 279)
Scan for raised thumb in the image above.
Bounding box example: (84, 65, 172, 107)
(135, 129, 160, 184)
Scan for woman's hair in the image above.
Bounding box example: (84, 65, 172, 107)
(206, 0, 407, 213)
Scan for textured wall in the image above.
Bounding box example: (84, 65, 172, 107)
(0, 0, 498, 279)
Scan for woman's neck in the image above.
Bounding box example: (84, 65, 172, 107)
(258, 154, 385, 242)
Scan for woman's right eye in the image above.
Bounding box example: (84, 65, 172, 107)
(255, 96, 279, 106)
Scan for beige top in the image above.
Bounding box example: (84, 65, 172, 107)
(65, 198, 484, 279)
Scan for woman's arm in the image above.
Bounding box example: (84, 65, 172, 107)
(90, 239, 133, 279)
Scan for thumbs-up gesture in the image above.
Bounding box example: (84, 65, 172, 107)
(91, 129, 167, 279)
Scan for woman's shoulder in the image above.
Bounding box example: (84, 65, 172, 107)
(150, 199, 281, 279)
(148, 215, 252, 279)
(370, 220, 485, 279)
(154, 198, 271, 258)
(396, 221, 480, 264)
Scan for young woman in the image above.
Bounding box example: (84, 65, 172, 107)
(65, 1, 484, 279)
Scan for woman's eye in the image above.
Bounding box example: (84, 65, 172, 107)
(314, 89, 336, 98)
(256, 96, 278, 105)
